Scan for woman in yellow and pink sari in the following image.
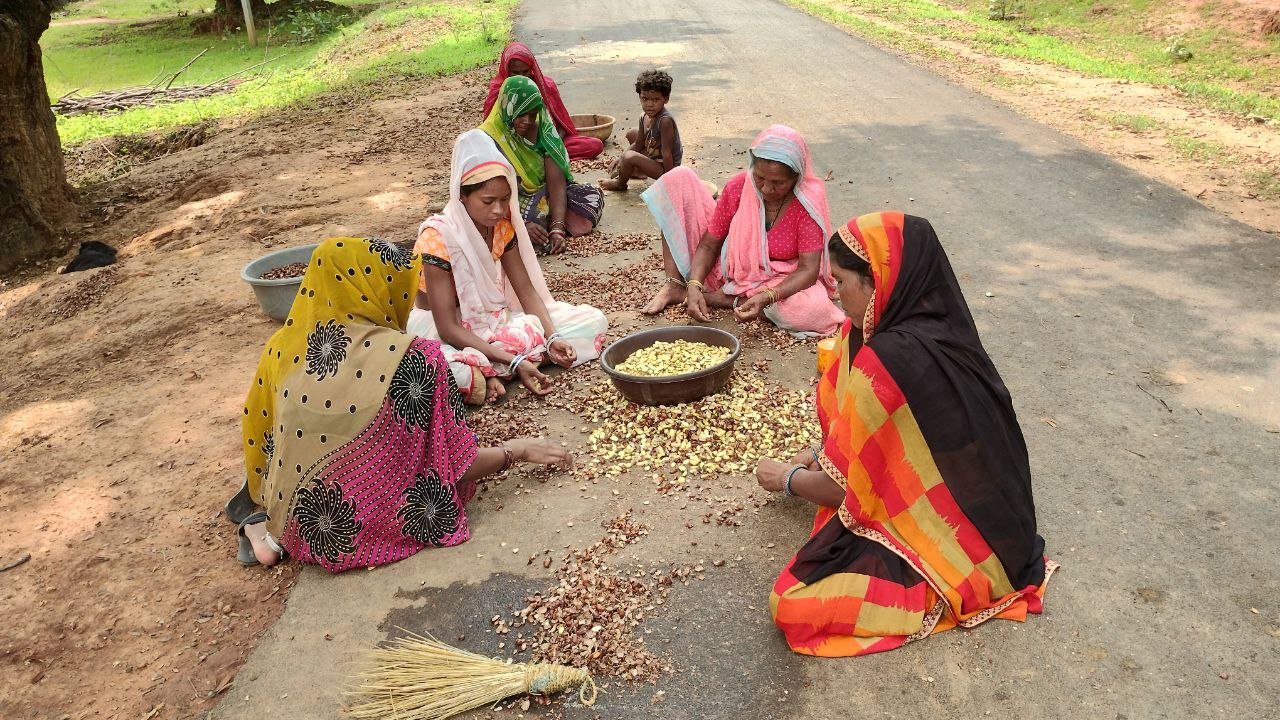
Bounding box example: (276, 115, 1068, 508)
(639, 124, 843, 336)
(234, 237, 572, 571)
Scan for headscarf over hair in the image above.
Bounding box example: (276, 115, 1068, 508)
(460, 161, 508, 187)
(721, 124, 833, 296)
(241, 237, 422, 510)
(484, 42, 578, 143)
(419, 130, 557, 326)
(795, 212, 1049, 647)
(478, 76, 573, 194)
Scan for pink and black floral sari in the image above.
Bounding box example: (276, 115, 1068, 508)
(241, 237, 479, 572)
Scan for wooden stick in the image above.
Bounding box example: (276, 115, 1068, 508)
(208, 55, 281, 85)
(164, 47, 211, 90)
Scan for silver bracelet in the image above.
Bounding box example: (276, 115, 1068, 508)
(508, 353, 528, 371)
(784, 465, 805, 497)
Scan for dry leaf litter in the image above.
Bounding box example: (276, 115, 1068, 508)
(570, 157, 613, 173)
(565, 231, 654, 257)
(494, 512, 704, 682)
(545, 258, 660, 313)
(258, 262, 308, 280)
(47, 266, 122, 321)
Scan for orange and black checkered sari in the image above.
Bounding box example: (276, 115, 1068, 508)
(770, 212, 1056, 656)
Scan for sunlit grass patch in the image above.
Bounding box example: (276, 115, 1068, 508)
(53, 0, 515, 146)
(784, 0, 1280, 120)
(1083, 109, 1163, 133)
(1244, 170, 1280, 200)
(1168, 134, 1232, 163)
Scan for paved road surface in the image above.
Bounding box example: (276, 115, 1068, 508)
(214, 1, 1280, 717)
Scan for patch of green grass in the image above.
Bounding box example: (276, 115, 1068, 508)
(786, 0, 1280, 120)
(1168, 134, 1231, 163)
(54, 0, 515, 145)
(54, 0, 213, 21)
(1244, 170, 1280, 200)
(52, 0, 383, 21)
(1083, 109, 1162, 132)
(42, 19, 326, 98)
(787, 0, 957, 61)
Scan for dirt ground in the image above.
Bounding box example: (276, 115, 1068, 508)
(3, 1, 1280, 717)
(0, 71, 498, 720)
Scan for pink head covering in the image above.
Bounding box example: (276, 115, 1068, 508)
(721, 124, 833, 296)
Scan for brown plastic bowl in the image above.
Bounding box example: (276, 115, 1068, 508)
(599, 326, 740, 406)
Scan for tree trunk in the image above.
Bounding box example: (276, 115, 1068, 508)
(0, 1, 73, 274)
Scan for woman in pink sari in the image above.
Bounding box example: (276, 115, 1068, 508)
(640, 125, 843, 336)
(484, 42, 604, 162)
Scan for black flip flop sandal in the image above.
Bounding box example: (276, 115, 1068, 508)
(236, 512, 282, 566)
(224, 480, 256, 525)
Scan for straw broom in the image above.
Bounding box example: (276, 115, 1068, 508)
(345, 631, 598, 720)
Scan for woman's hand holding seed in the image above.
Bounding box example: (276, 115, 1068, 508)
(755, 458, 792, 493)
(515, 360, 552, 396)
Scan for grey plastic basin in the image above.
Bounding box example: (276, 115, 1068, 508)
(241, 244, 318, 322)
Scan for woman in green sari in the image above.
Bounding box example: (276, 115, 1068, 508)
(479, 76, 605, 255)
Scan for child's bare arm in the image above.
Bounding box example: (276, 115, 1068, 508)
(659, 115, 677, 173)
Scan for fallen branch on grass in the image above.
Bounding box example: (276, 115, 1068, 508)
(52, 83, 242, 116)
(51, 54, 283, 117)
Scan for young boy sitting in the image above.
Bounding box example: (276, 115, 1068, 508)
(598, 69, 682, 192)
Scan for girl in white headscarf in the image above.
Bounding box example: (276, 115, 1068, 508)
(407, 130, 608, 405)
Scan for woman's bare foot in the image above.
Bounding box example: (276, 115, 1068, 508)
(485, 377, 506, 403)
(598, 177, 628, 192)
(643, 283, 686, 315)
(243, 522, 281, 566)
(704, 290, 736, 309)
(566, 212, 593, 237)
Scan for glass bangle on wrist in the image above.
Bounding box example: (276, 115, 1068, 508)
(784, 465, 805, 497)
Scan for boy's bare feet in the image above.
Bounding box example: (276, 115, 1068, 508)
(643, 283, 686, 315)
(598, 177, 628, 192)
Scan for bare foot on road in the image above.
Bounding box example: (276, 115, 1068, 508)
(598, 177, 628, 192)
(642, 283, 686, 314)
